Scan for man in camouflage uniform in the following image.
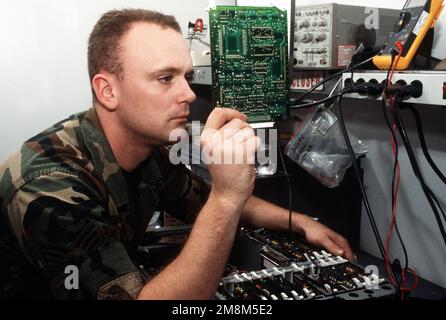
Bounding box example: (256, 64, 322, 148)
(0, 9, 353, 299)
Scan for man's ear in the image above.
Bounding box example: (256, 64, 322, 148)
(92, 72, 119, 111)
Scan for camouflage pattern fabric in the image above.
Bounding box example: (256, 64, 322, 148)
(0, 108, 210, 299)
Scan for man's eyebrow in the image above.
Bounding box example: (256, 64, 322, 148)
(148, 67, 194, 77)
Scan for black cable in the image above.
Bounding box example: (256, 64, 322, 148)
(383, 52, 395, 97)
(289, 90, 349, 109)
(392, 105, 446, 246)
(328, 52, 396, 269)
(393, 108, 446, 223)
(335, 96, 388, 265)
(426, 188, 446, 224)
(349, 59, 360, 92)
(293, 57, 374, 104)
(395, 103, 446, 226)
(403, 104, 446, 185)
(381, 99, 410, 289)
(283, 52, 369, 242)
(381, 52, 409, 291)
(278, 133, 293, 236)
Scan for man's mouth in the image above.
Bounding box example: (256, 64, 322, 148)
(174, 114, 189, 121)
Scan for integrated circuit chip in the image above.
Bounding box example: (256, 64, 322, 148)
(209, 6, 289, 123)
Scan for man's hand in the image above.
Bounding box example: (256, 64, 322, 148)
(241, 196, 356, 262)
(139, 108, 261, 300)
(299, 215, 354, 261)
(201, 108, 261, 207)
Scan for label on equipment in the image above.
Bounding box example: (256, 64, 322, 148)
(291, 71, 324, 90)
(338, 45, 356, 67)
(413, 10, 429, 36)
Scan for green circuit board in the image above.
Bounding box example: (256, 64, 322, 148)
(209, 6, 289, 123)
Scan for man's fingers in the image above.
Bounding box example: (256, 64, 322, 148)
(320, 237, 345, 258)
(220, 118, 251, 139)
(322, 234, 354, 261)
(231, 125, 255, 143)
(203, 108, 247, 133)
(244, 136, 262, 164)
(332, 234, 354, 261)
(246, 135, 262, 151)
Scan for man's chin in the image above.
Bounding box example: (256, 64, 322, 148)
(174, 119, 190, 132)
(163, 121, 189, 146)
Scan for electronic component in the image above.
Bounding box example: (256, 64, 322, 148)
(209, 6, 289, 122)
(373, 0, 444, 70)
(247, 229, 349, 268)
(249, 229, 320, 265)
(260, 246, 289, 268)
(216, 229, 396, 300)
(292, 3, 400, 70)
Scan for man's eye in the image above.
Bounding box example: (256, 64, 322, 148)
(186, 75, 194, 82)
(159, 75, 173, 84)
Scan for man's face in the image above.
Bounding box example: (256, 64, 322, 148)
(114, 22, 196, 146)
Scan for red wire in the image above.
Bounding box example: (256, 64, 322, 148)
(403, 268, 420, 291)
(389, 41, 404, 80)
(384, 41, 420, 298)
(385, 123, 400, 289)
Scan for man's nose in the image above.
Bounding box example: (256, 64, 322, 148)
(178, 79, 197, 104)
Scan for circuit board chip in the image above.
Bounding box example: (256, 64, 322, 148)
(209, 6, 289, 123)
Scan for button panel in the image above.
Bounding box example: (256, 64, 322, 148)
(293, 5, 332, 69)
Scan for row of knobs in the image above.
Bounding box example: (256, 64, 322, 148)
(302, 48, 327, 54)
(300, 33, 327, 43)
(296, 9, 330, 16)
(297, 19, 328, 28)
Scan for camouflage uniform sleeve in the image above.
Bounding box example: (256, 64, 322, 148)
(5, 171, 143, 300)
(157, 148, 211, 223)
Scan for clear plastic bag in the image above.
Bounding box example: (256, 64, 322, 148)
(285, 105, 368, 188)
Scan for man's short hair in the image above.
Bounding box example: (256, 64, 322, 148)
(88, 9, 181, 100)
